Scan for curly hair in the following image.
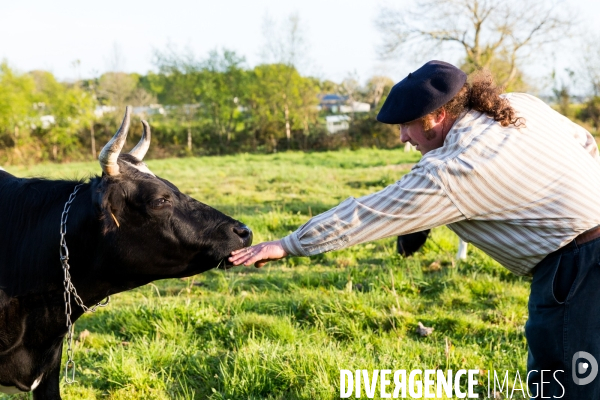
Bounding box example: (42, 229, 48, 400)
(422, 69, 525, 130)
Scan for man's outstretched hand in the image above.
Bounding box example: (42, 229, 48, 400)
(229, 240, 288, 268)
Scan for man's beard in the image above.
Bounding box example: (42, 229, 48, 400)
(424, 127, 437, 140)
(420, 117, 437, 140)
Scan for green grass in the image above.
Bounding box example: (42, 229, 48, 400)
(3, 148, 531, 399)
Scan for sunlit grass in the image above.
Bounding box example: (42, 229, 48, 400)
(2, 148, 530, 399)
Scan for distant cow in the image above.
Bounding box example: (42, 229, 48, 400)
(397, 230, 468, 259)
(0, 107, 252, 399)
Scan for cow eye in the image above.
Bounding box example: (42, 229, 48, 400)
(149, 198, 170, 209)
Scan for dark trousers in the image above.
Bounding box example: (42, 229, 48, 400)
(526, 237, 600, 399)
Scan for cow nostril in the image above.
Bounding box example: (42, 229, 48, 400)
(233, 225, 253, 245)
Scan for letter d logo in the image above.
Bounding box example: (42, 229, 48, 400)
(572, 351, 598, 385)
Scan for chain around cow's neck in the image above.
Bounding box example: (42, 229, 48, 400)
(60, 183, 110, 384)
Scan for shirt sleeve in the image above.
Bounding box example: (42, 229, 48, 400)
(280, 168, 465, 256)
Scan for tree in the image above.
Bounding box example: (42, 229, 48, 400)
(199, 49, 247, 147)
(579, 97, 600, 133)
(550, 68, 575, 117)
(337, 74, 363, 133)
(0, 63, 36, 143)
(261, 12, 309, 72)
(246, 64, 319, 151)
(153, 48, 247, 153)
(152, 52, 196, 152)
(260, 12, 312, 144)
(579, 34, 600, 132)
(377, 0, 575, 89)
(0, 63, 37, 162)
(30, 70, 97, 160)
(580, 34, 600, 97)
(365, 76, 394, 111)
(97, 72, 138, 109)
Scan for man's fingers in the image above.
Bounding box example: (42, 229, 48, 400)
(228, 252, 247, 264)
(231, 252, 254, 265)
(229, 241, 286, 267)
(243, 252, 261, 266)
(230, 245, 261, 264)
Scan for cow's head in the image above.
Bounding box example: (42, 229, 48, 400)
(93, 107, 251, 279)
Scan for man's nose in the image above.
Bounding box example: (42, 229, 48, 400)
(399, 126, 409, 143)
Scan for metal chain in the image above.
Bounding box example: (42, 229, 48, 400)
(60, 183, 110, 384)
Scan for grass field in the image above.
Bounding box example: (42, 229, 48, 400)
(3, 148, 531, 399)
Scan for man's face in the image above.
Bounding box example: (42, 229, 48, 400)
(399, 116, 444, 154)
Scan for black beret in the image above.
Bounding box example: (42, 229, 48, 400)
(377, 60, 467, 124)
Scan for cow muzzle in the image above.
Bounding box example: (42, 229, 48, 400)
(232, 224, 253, 248)
(219, 224, 252, 269)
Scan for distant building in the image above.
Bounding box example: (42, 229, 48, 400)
(95, 104, 167, 118)
(318, 94, 371, 114)
(326, 115, 350, 134)
(318, 94, 347, 113)
(132, 104, 166, 117)
(94, 105, 116, 118)
(339, 101, 371, 113)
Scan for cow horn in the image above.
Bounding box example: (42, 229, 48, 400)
(99, 106, 131, 176)
(128, 120, 151, 161)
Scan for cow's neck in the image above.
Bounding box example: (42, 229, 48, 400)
(15, 182, 102, 325)
(55, 186, 131, 312)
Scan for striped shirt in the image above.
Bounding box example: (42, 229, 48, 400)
(281, 93, 600, 275)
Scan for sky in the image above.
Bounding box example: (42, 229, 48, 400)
(1, 0, 598, 93)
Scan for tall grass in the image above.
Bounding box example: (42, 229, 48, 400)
(3, 148, 530, 399)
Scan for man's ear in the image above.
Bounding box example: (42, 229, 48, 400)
(432, 108, 447, 125)
(425, 109, 450, 141)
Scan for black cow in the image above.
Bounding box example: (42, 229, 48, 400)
(0, 108, 252, 399)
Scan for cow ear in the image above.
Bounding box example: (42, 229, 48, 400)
(100, 183, 126, 231)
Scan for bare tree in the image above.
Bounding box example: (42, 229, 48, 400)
(576, 34, 600, 132)
(71, 59, 98, 159)
(98, 44, 155, 141)
(97, 72, 137, 109)
(339, 74, 362, 122)
(377, 0, 575, 88)
(581, 34, 600, 97)
(365, 76, 394, 110)
(129, 88, 157, 107)
(261, 12, 310, 71)
(106, 43, 126, 73)
(261, 12, 311, 144)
